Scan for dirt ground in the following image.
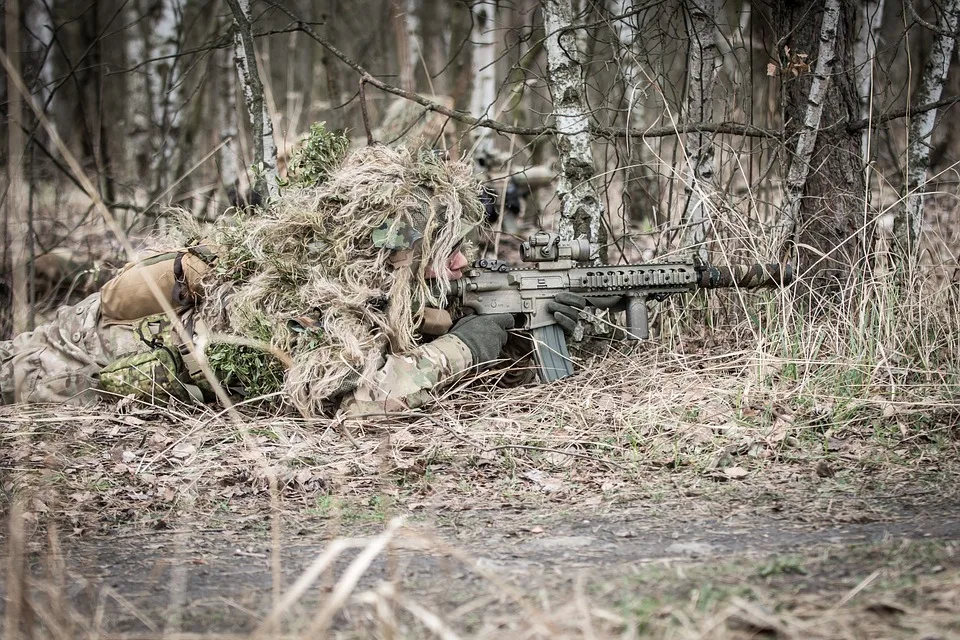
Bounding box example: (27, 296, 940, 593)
(2, 341, 959, 638)
(3, 439, 959, 638)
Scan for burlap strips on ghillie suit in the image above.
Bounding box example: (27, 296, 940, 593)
(199, 146, 485, 416)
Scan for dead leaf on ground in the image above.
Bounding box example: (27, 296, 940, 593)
(723, 466, 749, 479)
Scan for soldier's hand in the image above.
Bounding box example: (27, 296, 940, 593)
(547, 292, 624, 337)
(547, 292, 587, 335)
(449, 314, 515, 365)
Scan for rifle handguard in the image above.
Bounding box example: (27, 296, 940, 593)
(696, 263, 794, 289)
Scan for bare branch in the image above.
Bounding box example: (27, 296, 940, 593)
(267, 2, 781, 142)
(848, 94, 960, 132)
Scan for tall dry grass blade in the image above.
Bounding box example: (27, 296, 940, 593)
(304, 518, 404, 637)
(269, 472, 282, 637)
(3, 501, 25, 640)
(387, 584, 463, 640)
(253, 538, 370, 635)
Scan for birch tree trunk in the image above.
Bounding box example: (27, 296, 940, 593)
(854, 0, 885, 160)
(470, 2, 498, 120)
(24, 0, 55, 127)
(217, 45, 242, 210)
(543, 0, 605, 247)
(679, 0, 721, 262)
(448, 1, 474, 155)
(126, 1, 151, 186)
(391, 0, 415, 92)
(226, 0, 280, 202)
(320, 0, 345, 131)
(775, 0, 863, 274)
(610, 0, 659, 229)
(6, 0, 28, 333)
(146, 0, 186, 196)
(894, 0, 960, 266)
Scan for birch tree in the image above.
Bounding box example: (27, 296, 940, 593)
(146, 0, 186, 195)
(226, 0, 280, 202)
(543, 0, 605, 247)
(894, 0, 960, 266)
(853, 0, 885, 160)
(6, 0, 28, 332)
(391, 0, 416, 92)
(470, 1, 499, 157)
(773, 0, 864, 274)
(216, 45, 241, 209)
(24, 0, 55, 128)
(679, 0, 720, 262)
(610, 0, 658, 228)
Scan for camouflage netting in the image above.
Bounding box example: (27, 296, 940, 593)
(195, 144, 485, 416)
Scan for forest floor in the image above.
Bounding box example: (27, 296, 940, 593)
(2, 343, 959, 638)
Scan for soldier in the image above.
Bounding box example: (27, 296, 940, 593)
(0, 145, 523, 417)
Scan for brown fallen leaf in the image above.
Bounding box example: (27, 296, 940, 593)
(723, 466, 749, 479)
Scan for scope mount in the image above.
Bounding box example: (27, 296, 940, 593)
(520, 231, 595, 270)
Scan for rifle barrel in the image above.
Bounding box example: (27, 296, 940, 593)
(697, 263, 794, 289)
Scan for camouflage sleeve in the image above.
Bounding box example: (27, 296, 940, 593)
(338, 334, 473, 417)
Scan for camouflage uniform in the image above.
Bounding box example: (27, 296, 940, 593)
(0, 294, 146, 404)
(0, 289, 476, 413)
(339, 333, 473, 416)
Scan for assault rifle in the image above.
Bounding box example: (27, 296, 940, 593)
(450, 231, 794, 382)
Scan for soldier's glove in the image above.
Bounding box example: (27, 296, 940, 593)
(547, 293, 623, 339)
(449, 313, 515, 365)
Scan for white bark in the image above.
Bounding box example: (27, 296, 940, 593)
(24, 0, 54, 116)
(406, 0, 422, 81)
(147, 0, 186, 191)
(126, 1, 149, 189)
(6, 0, 28, 332)
(217, 45, 241, 209)
(227, 0, 280, 202)
(391, 0, 415, 92)
(772, 0, 842, 253)
(895, 0, 960, 263)
(470, 1, 498, 119)
(854, 0, 885, 159)
(543, 0, 604, 246)
(679, 0, 721, 261)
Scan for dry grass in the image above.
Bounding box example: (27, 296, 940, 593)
(3, 278, 959, 636)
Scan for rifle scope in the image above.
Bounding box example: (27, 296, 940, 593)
(520, 232, 592, 263)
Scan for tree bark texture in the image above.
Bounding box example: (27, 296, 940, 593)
(894, 0, 960, 266)
(6, 0, 28, 333)
(320, 0, 345, 131)
(470, 1, 498, 120)
(24, 0, 55, 122)
(217, 45, 241, 209)
(391, 0, 415, 93)
(226, 0, 280, 202)
(145, 0, 186, 195)
(775, 0, 863, 274)
(543, 0, 606, 247)
(853, 0, 885, 160)
(679, 0, 721, 262)
(447, 1, 474, 155)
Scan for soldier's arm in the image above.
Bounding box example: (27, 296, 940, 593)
(337, 333, 473, 416)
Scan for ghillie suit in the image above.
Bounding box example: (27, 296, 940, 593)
(0, 132, 489, 414)
(195, 144, 486, 416)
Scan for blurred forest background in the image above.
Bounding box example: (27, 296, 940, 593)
(2, 0, 959, 337)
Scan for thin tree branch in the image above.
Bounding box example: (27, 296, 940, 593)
(848, 93, 960, 131)
(268, 2, 781, 142)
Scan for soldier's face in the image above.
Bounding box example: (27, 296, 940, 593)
(425, 249, 468, 281)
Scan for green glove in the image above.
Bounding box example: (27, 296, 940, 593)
(449, 314, 515, 365)
(547, 292, 623, 336)
(546, 292, 587, 334)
